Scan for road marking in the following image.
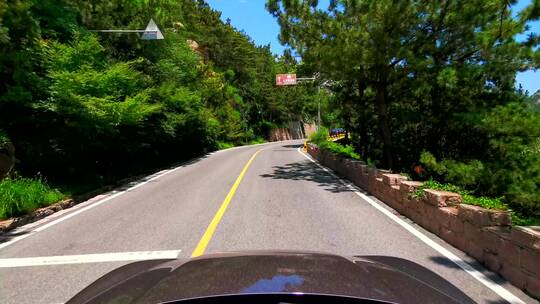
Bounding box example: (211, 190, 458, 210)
(0, 141, 284, 252)
(0, 250, 181, 268)
(297, 148, 525, 304)
(0, 141, 290, 253)
(191, 149, 263, 257)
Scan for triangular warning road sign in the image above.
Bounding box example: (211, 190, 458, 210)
(141, 18, 164, 40)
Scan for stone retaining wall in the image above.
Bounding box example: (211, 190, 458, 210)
(268, 122, 317, 141)
(268, 128, 294, 141)
(307, 143, 540, 299)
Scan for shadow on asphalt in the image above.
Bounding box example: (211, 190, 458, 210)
(486, 300, 511, 304)
(428, 256, 508, 287)
(282, 144, 302, 148)
(0, 230, 30, 244)
(260, 161, 353, 193)
(109, 154, 210, 193)
(429, 256, 462, 270)
(362, 255, 475, 304)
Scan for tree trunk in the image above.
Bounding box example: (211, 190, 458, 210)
(354, 78, 369, 160)
(429, 54, 445, 155)
(375, 83, 393, 169)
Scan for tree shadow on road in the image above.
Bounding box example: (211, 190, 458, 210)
(428, 256, 512, 289)
(260, 161, 353, 193)
(282, 144, 302, 148)
(0, 230, 30, 244)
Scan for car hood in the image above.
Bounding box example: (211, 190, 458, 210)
(67, 251, 473, 304)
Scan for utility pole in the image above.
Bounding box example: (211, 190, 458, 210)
(317, 86, 321, 131)
(294, 76, 319, 130)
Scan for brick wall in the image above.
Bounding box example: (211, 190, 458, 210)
(307, 143, 540, 299)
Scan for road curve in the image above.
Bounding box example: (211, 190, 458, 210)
(0, 140, 536, 303)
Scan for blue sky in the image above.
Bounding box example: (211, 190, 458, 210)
(207, 0, 539, 94)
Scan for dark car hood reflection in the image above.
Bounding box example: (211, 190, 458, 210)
(67, 251, 474, 304)
(242, 274, 304, 293)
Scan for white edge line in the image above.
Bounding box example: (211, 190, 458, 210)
(297, 147, 525, 304)
(0, 250, 181, 268)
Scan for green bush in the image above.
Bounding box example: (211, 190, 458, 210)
(478, 103, 540, 219)
(0, 176, 65, 219)
(420, 103, 540, 219)
(0, 130, 9, 147)
(419, 151, 484, 188)
(309, 128, 360, 160)
(308, 127, 329, 146)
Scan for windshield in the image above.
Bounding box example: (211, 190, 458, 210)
(0, 1, 538, 304)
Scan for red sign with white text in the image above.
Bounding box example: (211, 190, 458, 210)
(276, 74, 297, 86)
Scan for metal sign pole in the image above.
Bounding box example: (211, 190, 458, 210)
(296, 77, 319, 131)
(91, 30, 146, 33)
(276, 74, 321, 131)
(90, 19, 164, 40)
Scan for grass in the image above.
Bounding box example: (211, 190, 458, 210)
(414, 180, 539, 226)
(249, 137, 266, 145)
(323, 141, 361, 160)
(218, 138, 266, 151)
(217, 141, 235, 150)
(414, 180, 507, 209)
(399, 172, 411, 179)
(0, 176, 65, 220)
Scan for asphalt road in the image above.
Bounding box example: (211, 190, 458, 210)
(0, 140, 536, 303)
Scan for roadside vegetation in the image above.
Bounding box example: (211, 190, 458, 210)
(311, 130, 538, 226)
(0, 176, 64, 219)
(270, 0, 540, 223)
(413, 180, 538, 226)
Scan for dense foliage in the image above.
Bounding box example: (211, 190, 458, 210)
(268, 0, 540, 219)
(0, 0, 320, 195)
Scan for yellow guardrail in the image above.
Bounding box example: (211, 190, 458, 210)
(328, 133, 346, 141)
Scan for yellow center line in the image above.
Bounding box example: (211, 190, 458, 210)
(191, 149, 263, 257)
